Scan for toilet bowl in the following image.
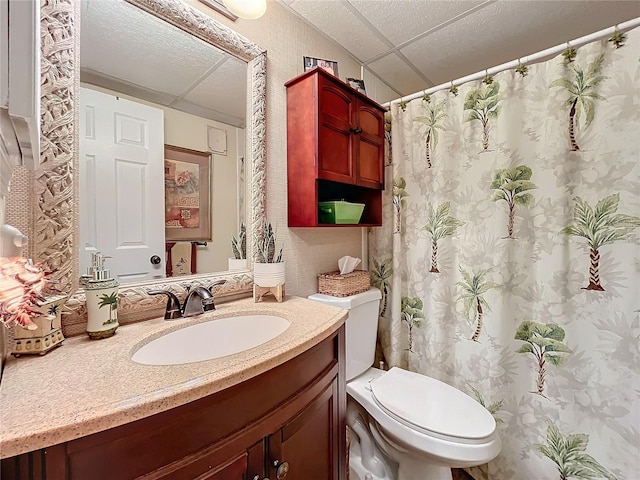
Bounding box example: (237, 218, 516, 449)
(348, 367, 500, 480)
(308, 288, 501, 480)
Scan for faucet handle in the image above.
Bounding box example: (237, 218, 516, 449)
(207, 279, 227, 292)
(148, 290, 182, 320)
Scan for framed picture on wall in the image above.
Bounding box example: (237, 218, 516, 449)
(346, 77, 367, 95)
(164, 145, 212, 241)
(303, 56, 339, 78)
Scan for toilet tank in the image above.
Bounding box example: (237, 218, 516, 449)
(308, 287, 381, 380)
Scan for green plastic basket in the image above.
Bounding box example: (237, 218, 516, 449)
(318, 201, 365, 224)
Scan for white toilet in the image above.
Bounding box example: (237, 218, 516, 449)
(308, 288, 501, 480)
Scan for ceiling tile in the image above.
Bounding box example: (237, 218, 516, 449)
(401, 0, 640, 88)
(171, 99, 245, 128)
(367, 53, 428, 96)
(288, 0, 389, 62)
(182, 57, 247, 125)
(81, 0, 225, 97)
(80, 70, 180, 107)
(349, 0, 485, 47)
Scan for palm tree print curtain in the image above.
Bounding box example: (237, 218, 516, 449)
(369, 28, 639, 479)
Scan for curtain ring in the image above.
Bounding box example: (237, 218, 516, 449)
(483, 69, 493, 85)
(563, 40, 577, 63)
(516, 58, 528, 77)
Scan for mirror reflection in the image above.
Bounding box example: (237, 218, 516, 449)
(79, 0, 247, 284)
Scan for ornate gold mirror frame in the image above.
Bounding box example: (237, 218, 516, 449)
(36, 0, 266, 335)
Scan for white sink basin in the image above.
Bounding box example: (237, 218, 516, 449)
(132, 315, 290, 365)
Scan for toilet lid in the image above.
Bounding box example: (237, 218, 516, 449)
(369, 367, 496, 441)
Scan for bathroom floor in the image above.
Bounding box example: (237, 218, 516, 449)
(452, 469, 475, 480)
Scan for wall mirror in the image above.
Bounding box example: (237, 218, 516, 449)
(79, 0, 248, 283)
(35, 0, 266, 332)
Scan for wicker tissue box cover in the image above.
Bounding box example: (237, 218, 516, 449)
(318, 270, 371, 297)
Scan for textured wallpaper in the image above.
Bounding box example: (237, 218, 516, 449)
(188, 0, 368, 296)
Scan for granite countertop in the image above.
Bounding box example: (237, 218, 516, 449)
(0, 296, 347, 458)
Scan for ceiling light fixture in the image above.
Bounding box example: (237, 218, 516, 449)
(222, 0, 266, 19)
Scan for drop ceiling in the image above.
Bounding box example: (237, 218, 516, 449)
(80, 0, 247, 128)
(281, 0, 640, 100)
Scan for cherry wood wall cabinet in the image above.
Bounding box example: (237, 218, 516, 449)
(1, 327, 347, 480)
(286, 67, 386, 227)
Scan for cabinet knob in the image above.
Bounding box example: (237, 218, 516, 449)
(350, 126, 363, 134)
(150, 255, 162, 265)
(272, 459, 290, 479)
(252, 476, 269, 480)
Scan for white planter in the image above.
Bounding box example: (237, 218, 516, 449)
(228, 258, 248, 271)
(254, 262, 285, 287)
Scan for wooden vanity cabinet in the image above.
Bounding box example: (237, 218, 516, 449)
(1, 327, 347, 480)
(286, 67, 386, 227)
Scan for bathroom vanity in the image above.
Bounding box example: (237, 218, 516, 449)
(0, 297, 348, 480)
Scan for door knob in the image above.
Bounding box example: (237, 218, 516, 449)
(150, 255, 162, 265)
(272, 460, 289, 479)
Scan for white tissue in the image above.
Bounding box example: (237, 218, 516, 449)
(338, 255, 361, 275)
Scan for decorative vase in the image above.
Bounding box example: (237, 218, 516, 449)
(85, 278, 120, 339)
(253, 262, 286, 303)
(253, 262, 286, 287)
(228, 258, 248, 271)
(11, 294, 67, 356)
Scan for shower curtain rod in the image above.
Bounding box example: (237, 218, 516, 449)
(384, 16, 640, 107)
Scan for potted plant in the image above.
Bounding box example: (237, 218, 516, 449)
(228, 220, 247, 271)
(253, 220, 285, 288)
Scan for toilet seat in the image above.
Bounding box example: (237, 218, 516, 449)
(347, 367, 501, 467)
(369, 367, 495, 444)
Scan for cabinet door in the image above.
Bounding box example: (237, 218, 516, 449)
(192, 453, 247, 480)
(317, 78, 355, 185)
(267, 379, 339, 480)
(246, 439, 267, 480)
(355, 101, 384, 189)
(138, 448, 252, 480)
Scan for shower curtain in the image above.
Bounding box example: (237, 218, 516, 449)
(369, 27, 639, 480)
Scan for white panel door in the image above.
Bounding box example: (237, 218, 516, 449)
(80, 87, 165, 282)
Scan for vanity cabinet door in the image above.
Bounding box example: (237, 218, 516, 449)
(173, 452, 247, 480)
(267, 378, 339, 480)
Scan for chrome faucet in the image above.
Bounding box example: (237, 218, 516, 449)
(148, 284, 221, 320)
(182, 286, 216, 317)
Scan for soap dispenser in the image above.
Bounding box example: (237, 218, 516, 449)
(83, 252, 119, 339)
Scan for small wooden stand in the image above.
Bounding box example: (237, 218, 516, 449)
(254, 284, 285, 303)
